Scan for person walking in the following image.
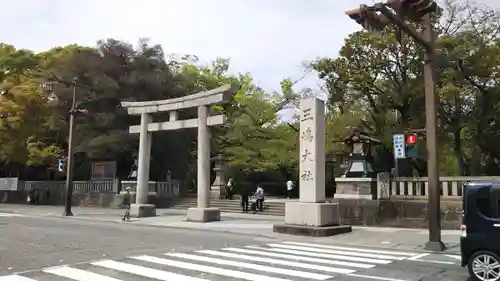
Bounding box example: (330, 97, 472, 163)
(286, 179, 294, 199)
(254, 185, 265, 212)
(122, 187, 131, 222)
(240, 185, 250, 213)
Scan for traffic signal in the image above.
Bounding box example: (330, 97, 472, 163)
(345, 4, 389, 33)
(406, 133, 417, 145)
(388, 0, 438, 21)
(58, 159, 64, 172)
(405, 133, 418, 158)
(57, 158, 67, 172)
(70, 108, 89, 116)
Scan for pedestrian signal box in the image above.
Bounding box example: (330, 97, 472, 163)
(406, 134, 417, 145)
(405, 133, 418, 158)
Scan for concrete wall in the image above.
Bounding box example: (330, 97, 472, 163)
(0, 189, 177, 209)
(331, 198, 461, 229)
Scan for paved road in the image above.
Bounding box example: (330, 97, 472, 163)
(0, 212, 264, 276)
(0, 211, 471, 281)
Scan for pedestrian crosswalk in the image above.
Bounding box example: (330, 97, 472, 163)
(0, 241, 423, 281)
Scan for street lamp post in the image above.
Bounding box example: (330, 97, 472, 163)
(41, 74, 87, 217)
(345, 0, 445, 251)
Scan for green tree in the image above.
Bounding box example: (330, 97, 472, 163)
(311, 0, 500, 176)
(0, 44, 60, 175)
(437, 0, 500, 175)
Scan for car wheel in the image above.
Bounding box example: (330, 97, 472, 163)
(468, 250, 500, 281)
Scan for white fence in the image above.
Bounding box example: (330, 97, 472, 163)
(383, 176, 500, 200)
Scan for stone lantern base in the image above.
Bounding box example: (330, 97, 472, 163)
(210, 154, 230, 199)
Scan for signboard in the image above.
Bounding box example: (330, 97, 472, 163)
(393, 134, 406, 159)
(90, 161, 117, 181)
(0, 178, 19, 191)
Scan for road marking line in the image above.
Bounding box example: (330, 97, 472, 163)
(283, 242, 418, 256)
(43, 266, 123, 281)
(92, 260, 207, 281)
(268, 244, 406, 260)
(347, 273, 408, 281)
(198, 249, 355, 274)
(132, 255, 289, 281)
(445, 254, 461, 260)
(0, 276, 37, 281)
(166, 252, 332, 280)
(223, 247, 375, 268)
(407, 253, 429, 260)
(406, 253, 456, 265)
(246, 246, 392, 264)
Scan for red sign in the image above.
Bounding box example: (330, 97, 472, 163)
(406, 134, 417, 145)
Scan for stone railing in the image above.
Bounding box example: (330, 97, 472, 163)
(9, 179, 180, 198)
(379, 175, 500, 200)
(120, 180, 180, 198)
(20, 180, 117, 194)
(74, 181, 116, 193)
(121, 181, 156, 194)
(157, 181, 180, 198)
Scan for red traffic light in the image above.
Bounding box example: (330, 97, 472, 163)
(406, 134, 417, 145)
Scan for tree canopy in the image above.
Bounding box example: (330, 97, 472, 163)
(311, 0, 500, 176)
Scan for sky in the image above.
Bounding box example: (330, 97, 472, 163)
(2, 0, 499, 93)
(1, 0, 377, 93)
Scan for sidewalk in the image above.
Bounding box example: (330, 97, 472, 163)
(0, 204, 461, 253)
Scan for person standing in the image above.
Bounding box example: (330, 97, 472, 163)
(254, 185, 265, 212)
(122, 187, 131, 222)
(226, 178, 234, 200)
(240, 185, 250, 213)
(286, 179, 294, 199)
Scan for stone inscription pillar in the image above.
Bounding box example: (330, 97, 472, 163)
(299, 97, 326, 203)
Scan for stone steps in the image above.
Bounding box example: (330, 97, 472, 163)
(170, 198, 285, 216)
(83, 197, 101, 207)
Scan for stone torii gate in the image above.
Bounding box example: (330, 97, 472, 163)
(121, 84, 237, 222)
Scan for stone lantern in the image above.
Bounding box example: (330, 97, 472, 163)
(210, 154, 231, 199)
(334, 130, 381, 200)
(341, 130, 380, 178)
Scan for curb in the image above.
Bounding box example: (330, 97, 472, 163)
(57, 216, 461, 253)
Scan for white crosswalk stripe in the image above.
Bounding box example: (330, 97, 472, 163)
(0, 213, 25, 217)
(0, 242, 423, 281)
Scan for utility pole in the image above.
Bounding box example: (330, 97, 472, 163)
(345, 0, 445, 251)
(63, 78, 78, 216)
(421, 13, 444, 251)
(41, 74, 89, 217)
